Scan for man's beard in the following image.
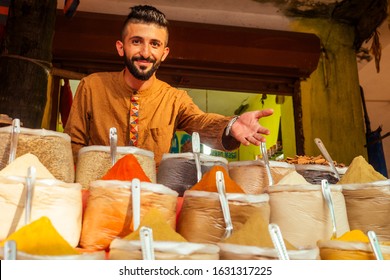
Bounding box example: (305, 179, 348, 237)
(124, 54, 161, 81)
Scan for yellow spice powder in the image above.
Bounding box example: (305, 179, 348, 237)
(338, 155, 387, 184)
(223, 212, 296, 250)
(124, 208, 187, 242)
(0, 216, 79, 255)
(333, 229, 369, 242)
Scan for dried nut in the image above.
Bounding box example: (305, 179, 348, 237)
(315, 158, 326, 164)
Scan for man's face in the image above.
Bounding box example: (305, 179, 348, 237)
(123, 49, 161, 81)
(117, 23, 169, 81)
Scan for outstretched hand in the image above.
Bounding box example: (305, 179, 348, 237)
(230, 109, 274, 146)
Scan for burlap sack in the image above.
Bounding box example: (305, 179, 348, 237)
(109, 239, 219, 260)
(0, 176, 82, 247)
(80, 180, 178, 250)
(341, 180, 390, 240)
(268, 184, 350, 248)
(177, 191, 270, 244)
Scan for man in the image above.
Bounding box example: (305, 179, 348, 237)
(64, 5, 274, 166)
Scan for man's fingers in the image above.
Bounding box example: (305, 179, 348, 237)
(257, 127, 271, 135)
(254, 109, 274, 119)
(242, 134, 266, 146)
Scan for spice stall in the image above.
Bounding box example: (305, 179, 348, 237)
(0, 121, 389, 261)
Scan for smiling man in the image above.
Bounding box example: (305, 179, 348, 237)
(64, 5, 273, 167)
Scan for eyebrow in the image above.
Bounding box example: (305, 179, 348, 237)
(129, 35, 143, 41)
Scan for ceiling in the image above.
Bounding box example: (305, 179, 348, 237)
(58, 0, 297, 30)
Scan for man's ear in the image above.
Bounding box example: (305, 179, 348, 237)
(116, 40, 124, 56)
(161, 47, 170, 62)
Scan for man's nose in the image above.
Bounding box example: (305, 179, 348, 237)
(139, 43, 151, 58)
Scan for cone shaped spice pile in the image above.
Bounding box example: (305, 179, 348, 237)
(124, 208, 187, 242)
(190, 166, 244, 193)
(338, 155, 387, 184)
(0, 216, 79, 255)
(223, 212, 296, 250)
(332, 229, 369, 242)
(102, 154, 151, 182)
(0, 153, 55, 179)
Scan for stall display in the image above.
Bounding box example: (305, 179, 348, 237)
(0, 135, 387, 260)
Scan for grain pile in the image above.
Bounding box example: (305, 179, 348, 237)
(0, 127, 74, 183)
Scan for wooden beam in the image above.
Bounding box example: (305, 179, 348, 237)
(52, 11, 321, 95)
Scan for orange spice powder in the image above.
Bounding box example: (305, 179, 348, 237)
(101, 154, 151, 182)
(190, 166, 244, 193)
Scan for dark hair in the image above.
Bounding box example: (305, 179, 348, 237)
(121, 5, 169, 44)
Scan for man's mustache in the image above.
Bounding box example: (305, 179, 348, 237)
(132, 56, 156, 63)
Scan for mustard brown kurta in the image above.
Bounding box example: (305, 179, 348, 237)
(64, 70, 240, 166)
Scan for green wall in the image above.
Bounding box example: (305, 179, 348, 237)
(291, 18, 368, 165)
(238, 94, 281, 161)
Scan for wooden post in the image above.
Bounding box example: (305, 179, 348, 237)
(293, 79, 305, 156)
(0, 0, 56, 128)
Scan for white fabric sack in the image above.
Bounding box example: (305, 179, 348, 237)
(0, 176, 82, 247)
(268, 184, 350, 248)
(218, 243, 320, 260)
(109, 239, 220, 260)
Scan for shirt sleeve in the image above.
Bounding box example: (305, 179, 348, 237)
(64, 79, 90, 163)
(175, 91, 240, 151)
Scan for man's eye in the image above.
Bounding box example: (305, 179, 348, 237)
(151, 41, 161, 48)
(132, 39, 141, 45)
